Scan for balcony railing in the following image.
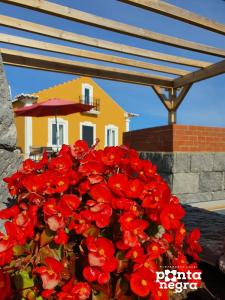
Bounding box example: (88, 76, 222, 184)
(79, 96, 100, 113)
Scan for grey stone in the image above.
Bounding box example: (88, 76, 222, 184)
(173, 153, 190, 173)
(213, 153, 225, 171)
(140, 152, 174, 173)
(199, 172, 223, 192)
(161, 153, 173, 173)
(0, 149, 22, 207)
(160, 173, 173, 189)
(191, 153, 214, 172)
(173, 173, 199, 194)
(178, 192, 212, 204)
(212, 191, 225, 201)
(0, 54, 17, 148)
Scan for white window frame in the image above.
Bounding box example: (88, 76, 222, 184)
(48, 117, 68, 149)
(105, 124, 119, 147)
(82, 83, 93, 105)
(80, 121, 96, 146)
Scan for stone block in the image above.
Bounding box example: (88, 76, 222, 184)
(172, 173, 199, 194)
(199, 172, 223, 192)
(191, 153, 214, 172)
(213, 153, 225, 171)
(212, 191, 225, 201)
(173, 153, 190, 173)
(178, 192, 212, 204)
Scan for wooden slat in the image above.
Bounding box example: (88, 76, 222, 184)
(119, 0, 225, 35)
(1, 0, 225, 57)
(0, 33, 189, 76)
(0, 48, 174, 87)
(173, 60, 225, 88)
(0, 15, 211, 68)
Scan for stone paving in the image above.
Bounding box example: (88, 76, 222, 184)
(183, 205, 225, 267)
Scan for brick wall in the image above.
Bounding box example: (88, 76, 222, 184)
(123, 125, 225, 152)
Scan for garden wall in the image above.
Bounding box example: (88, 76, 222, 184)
(123, 125, 225, 205)
(0, 53, 22, 210)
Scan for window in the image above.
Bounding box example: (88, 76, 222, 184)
(48, 118, 68, 148)
(52, 123, 64, 145)
(82, 83, 93, 105)
(105, 125, 118, 146)
(80, 122, 96, 148)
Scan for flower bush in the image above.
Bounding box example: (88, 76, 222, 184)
(0, 140, 202, 299)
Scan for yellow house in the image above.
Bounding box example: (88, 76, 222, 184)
(13, 77, 135, 156)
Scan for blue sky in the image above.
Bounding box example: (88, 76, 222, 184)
(1, 0, 225, 130)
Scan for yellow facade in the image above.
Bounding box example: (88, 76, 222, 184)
(14, 77, 127, 154)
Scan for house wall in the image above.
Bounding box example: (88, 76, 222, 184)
(14, 77, 126, 153)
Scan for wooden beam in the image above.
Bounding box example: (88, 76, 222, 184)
(0, 15, 210, 68)
(0, 33, 189, 76)
(0, 48, 174, 88)
(173, 84, 192, 110)
(174, 59, 225, 88)
(119, 0, 225, 35)
(1, 0, 225, 57)
(152, 85, 172, 110)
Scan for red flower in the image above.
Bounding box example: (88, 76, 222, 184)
(175, 223, 186, 247)
(147, 241, 165, 260)
(173, 253, 188, 272)
(0, 270, 13, 300)
(48, 155, 72, 173)
(101, 146, 124, 166)
(78, 180, 91, 195)
(151, 283, 169, 300)
(58, 280, 91, 300)
(121, 218, 149, 247)
(89, 182, 112, 205)
(71, 140, 89, 158)
(126, 179, 144, 198)
(125, 246, 144, 262)
(3, 172, 22, 196)
(0, 205, 20, 219)
(83, 236, 118, 284)
(130, 268, 154, 297)
(35, 257, 64, 290)
(160, 204, 185, 230)
(71, 282, 91, 299)
(186, 228, 202, 261)
(54, 229, 68, 245)
(108, 174, 129, 196)
(0, 227, 14, 266)
(59, 194, 81, 217)
(22, 174, 46, 193)
(69, 212, 91, 235)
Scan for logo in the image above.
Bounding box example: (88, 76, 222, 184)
(155, 268, 202, 294)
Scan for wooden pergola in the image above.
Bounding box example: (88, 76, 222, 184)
(0, 0, 225, 124)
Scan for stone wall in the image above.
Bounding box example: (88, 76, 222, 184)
(140, 152, 225, 204)
(0, 52, 22, 209)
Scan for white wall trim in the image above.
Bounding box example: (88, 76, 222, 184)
(105, 124, 119, 147)
(80, 121, 96, 145)
(48, 117, 68, 149)
(24, 116, 32, 156)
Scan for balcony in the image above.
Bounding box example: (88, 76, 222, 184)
(79, 96, 100, 115)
